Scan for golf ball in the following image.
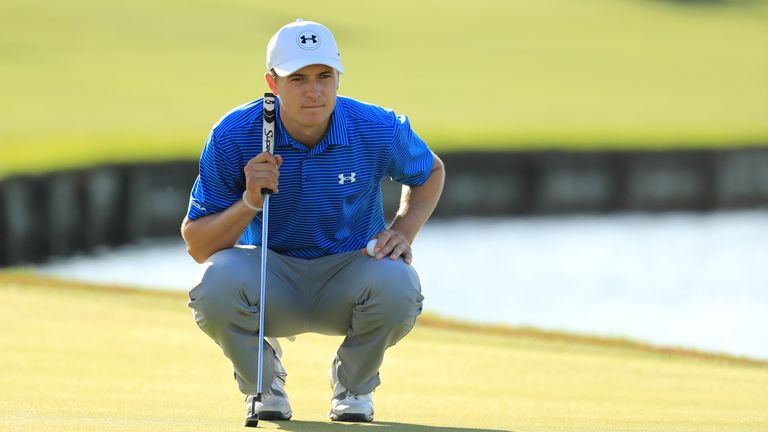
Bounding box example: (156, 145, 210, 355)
(366, 239, 378, 257)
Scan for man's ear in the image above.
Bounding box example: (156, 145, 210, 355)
(264, 72, 279, 95)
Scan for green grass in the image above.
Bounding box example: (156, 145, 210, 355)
(1, 0, 768, 177)
(1, 273, 767, 431)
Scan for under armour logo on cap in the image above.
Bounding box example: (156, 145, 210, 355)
(266, 19, 344, 76)
(297, 31, 320, 49)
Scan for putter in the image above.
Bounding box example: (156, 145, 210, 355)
(245, 92, 276, 428)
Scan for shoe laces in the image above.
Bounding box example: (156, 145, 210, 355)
(344, 391, 370, 401)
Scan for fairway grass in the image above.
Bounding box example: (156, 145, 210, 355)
(2, 0, 768, 177)
(1, 275, 767, 431)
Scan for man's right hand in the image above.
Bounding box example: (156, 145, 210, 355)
(181, 152, 283, 262)
(244, 152, 283, 209)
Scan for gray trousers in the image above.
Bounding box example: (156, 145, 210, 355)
(188, 246, 424, 396)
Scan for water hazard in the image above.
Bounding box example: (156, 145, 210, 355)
(34, 211, 768, 360)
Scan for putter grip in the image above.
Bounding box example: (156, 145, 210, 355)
(262, 92, 276, 195)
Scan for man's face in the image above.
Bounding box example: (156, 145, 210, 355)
(270, 64, 339, 131)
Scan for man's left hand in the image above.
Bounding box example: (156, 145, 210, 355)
(363, 229, 413, 265)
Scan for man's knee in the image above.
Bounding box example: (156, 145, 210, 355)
(364, 259, 424, 327)
(188, 248, 252, 325)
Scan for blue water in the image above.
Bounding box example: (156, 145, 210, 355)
(34, 211, 768, 360)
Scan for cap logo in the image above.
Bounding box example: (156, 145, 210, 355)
(296, 31, 320, 50)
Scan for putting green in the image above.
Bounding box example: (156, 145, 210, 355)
(0, 274, 766, 431)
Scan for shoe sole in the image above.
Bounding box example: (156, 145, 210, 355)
(257, 411, 292, 421)
(330, 413, 373, 422)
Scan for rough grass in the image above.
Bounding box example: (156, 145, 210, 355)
(1, 273, 767, 431)
(1, 0, 768, 177)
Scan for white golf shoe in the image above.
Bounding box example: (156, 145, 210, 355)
(245, 380, 292, 421)
(328, 364, 374, 422)
(245, 353, 292, 423)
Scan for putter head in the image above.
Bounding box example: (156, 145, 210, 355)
(244, 393, 261, 427)
(244, 413, 259, 428)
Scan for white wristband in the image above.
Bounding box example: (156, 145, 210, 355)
(242, 191, 262, 212)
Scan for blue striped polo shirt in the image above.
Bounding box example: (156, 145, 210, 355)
(187, 95, 435, 259)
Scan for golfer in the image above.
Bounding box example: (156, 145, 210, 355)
(181, 19, 445, 423)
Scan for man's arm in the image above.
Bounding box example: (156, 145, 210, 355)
(182, 152, 282, 263)
(372, 153, 445, 264)
(181, 202, 259, 264)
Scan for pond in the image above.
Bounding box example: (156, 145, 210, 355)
(34, 210, 768, 360)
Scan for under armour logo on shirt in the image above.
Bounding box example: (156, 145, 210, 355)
(338, 173, 356, 184)
(297, 31, 320, 50)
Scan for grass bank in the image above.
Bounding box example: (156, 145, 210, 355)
(2, 0, 768, 177)
(1, 273, 766, 431)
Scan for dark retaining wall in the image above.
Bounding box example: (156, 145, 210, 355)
(2, 148, 767, 267)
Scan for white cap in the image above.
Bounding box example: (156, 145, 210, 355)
(266, 19, 344, 76)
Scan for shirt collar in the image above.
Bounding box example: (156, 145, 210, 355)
(273, 96, 349, 151)
(323, 97, 349, 147)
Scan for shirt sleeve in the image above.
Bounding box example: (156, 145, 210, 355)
(186, 131, 244, 220)
(387, 114, 434, 186)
